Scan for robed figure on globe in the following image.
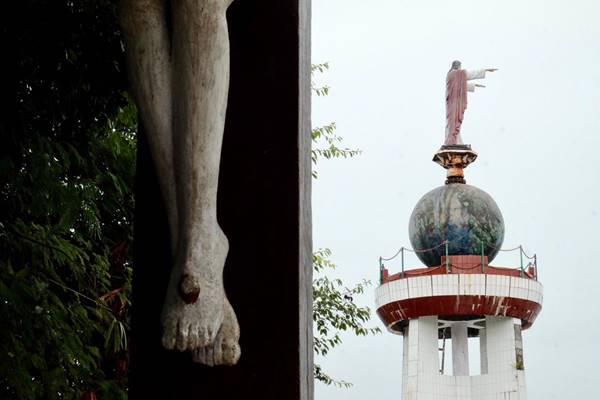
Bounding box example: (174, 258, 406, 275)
(445, 60, 497, 145)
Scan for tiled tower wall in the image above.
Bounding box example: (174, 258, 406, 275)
(401, 316, 527, 400)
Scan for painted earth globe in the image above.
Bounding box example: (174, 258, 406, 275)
(408, 183, 504, 267)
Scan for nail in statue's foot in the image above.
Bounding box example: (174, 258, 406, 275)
(192, 296, 240, 366)
(161, 227, 228, 351)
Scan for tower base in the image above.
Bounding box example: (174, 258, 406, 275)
(402, 316, 527, 400)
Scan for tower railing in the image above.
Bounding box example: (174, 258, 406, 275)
(379, 240, 538, 284)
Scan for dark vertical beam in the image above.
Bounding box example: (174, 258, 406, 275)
(298, 0, 313, 398)
(130, 0, 312, 398)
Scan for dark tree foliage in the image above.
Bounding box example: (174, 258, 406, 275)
(0, 1, 134, 398)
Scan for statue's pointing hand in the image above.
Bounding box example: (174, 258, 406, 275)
(475, 84, 486, 88)
(486, 68, 498, 72)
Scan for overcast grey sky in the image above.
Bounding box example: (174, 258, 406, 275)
(311, 1, 600, 399)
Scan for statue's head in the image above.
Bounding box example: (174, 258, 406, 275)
(451, 60, 462, 70)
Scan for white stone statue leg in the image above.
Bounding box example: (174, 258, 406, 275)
(120, 0, 240, 363)
(119, 0, 177, 242)
(160, 0, 238, 353)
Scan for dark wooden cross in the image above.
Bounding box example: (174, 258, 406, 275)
(129, 0, 313, 398)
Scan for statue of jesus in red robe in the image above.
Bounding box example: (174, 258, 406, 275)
(445, 60, 497, 145)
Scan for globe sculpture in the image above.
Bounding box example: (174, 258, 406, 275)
(408, 183, 504, 267)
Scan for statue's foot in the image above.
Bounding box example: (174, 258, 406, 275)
(161, 226, 228, 351)
(192, 296, 240, 366)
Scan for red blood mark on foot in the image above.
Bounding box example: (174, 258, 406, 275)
(178, 274, 200, 304)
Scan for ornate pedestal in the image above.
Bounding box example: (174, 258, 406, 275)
(433, 144, 478, 184)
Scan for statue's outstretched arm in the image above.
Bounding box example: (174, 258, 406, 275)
(467, 68, 498, 81)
